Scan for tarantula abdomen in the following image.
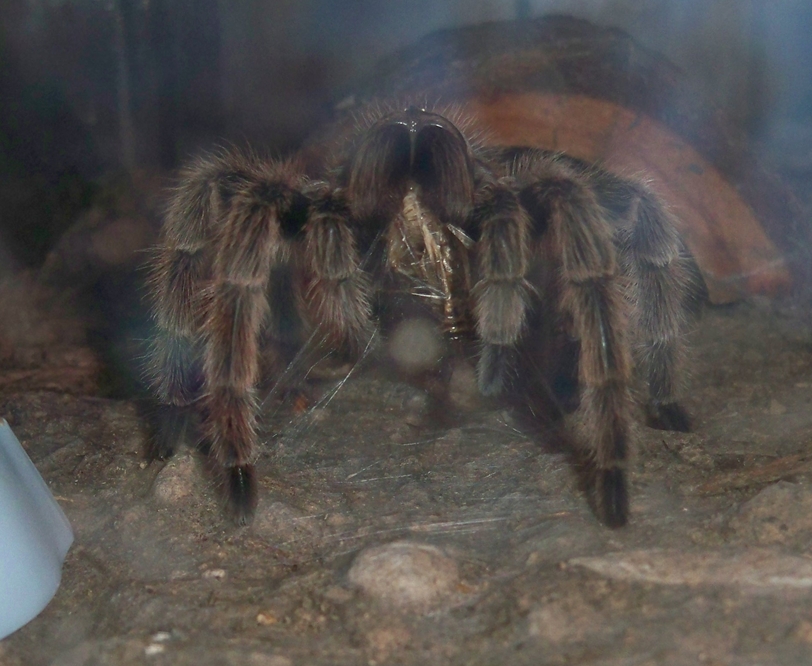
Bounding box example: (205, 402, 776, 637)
(147, 103, 700, 527)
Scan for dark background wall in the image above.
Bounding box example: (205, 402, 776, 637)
(1, 0, 811, 267)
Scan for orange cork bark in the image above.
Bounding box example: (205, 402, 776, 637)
(466, 93, 791, 303)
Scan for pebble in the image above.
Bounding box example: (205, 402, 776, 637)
(202, 568, 227, 580)
(325, 512, 350, 527)
(152, 452, 197, 504)
(729, 481, 812, 546)
(768, 398, 787, 415)
(246, 655, 293, 666)
(323, 585, 354, 603)
(528, 596, 610, 643)
(348, 541, 459, 611)
(793, 620, 812, 644)
(256, 612, 278, 626)
(365, 624, 413, 661)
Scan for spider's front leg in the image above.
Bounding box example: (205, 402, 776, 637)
(149, 152, 369, 524)
(202, 177, 371, 524)
(470, 174, 534, 395)
(300, 185, 373, 352)
(515, 157, 634, 527)
(195, 158, 318, 523)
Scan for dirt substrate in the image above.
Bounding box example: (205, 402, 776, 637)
(1, 297, 812, 665)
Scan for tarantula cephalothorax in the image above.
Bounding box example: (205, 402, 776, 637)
(147, 104, 701, 527)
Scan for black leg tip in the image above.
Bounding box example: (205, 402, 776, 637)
(646, 401, 691, 433)
(477, 344, 513, 397)
(147, 404, 194, 461)
(597, 468, 628, 528)
(226, 465, 258, 526)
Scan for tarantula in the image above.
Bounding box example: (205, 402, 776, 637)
(147, 103, 701, 527)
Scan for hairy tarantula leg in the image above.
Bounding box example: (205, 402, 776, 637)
(201, 166, 307, 525)
(621, 188, 696, 433)
(149, 403, 199, 461)
(147, 159, 222, 458)
(521, 168, 634, 527)
(301, 186, 372, 348)
(148, 291, 206, 461)
(471, 179, 533, 395)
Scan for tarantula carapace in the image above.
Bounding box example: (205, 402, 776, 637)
(147, 104, 701, 527)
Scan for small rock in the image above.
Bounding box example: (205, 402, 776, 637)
(323, 585, 354, 603)
(528, 595, 613, 643)
(152, 452, 198, 504)
(325, 512, 350, 527)
(202, 568, 227, 580)
(247, 654, 293, 666)
(347, 541, 459, 611)
(794, 620, 812, 644)
(729, 481, 812, 546)
(526, 551, 542, 566)
(768, 398, 787, 415)
(365, 624, 413, 661)
(256, 612, 278, 626)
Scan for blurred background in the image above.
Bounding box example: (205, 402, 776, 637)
(1, 0, 811, 267)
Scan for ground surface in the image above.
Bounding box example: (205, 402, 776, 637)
(1, 279, 812, 666)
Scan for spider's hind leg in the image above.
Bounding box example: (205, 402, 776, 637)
(515, 155, 634, 527)
(612, 184, 702, 433)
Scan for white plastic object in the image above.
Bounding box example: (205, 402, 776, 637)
(0, 418, 73, 640)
